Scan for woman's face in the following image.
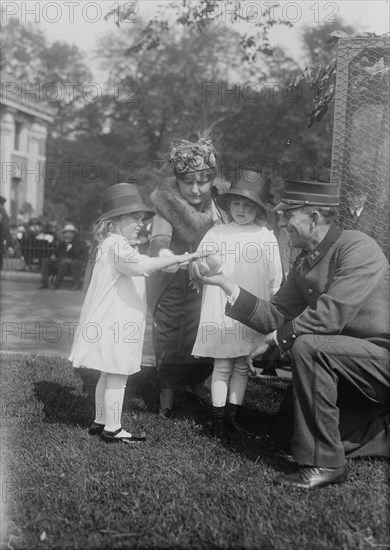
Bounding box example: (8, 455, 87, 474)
(113, 212, 145, 241)
(229, 198, 258, 225)
(176, 170, 214, 205)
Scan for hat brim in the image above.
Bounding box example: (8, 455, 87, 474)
(272, 201, 339, 212)
(216, 190, 268, 214)
(97, 204, 155, 222)
(272, 202, 305, 212)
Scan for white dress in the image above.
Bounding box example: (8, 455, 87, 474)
(192, 223, 283, 359)
(69, 234, 156, 375)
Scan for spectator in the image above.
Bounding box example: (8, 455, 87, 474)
(0, 196, 13, 270)
(53, 223, 85, 290)
(39, 224, 59, 289)
(19, 217, 43, 269)
(147, 135, 220, 418)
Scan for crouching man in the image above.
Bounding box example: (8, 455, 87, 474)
(191, 179, 390, 489)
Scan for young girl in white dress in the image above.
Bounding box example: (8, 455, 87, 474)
(191, 172, 283, 438)
(69, 183, 199, 443)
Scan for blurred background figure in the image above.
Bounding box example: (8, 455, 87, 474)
(39, 223, 59, 289)
(0, 196, 14, 270)
(19, 217, 44, 269)
(340, 183, 370, 231)
(53, 223, 86, 290)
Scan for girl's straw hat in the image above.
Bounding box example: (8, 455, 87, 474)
(216, 170, 269, 214)
(97, 183, 155, 222)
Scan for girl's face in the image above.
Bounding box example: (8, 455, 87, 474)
(112, 212, 145, 241)
(229, 198, 258, 225)
(176, 170, 214, 206)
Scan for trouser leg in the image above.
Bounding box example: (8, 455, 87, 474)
(290, 335, 390, 468)
(54, 260, 70, 288)
(70, 260, 82, 286)
(41, 258, 50, 286)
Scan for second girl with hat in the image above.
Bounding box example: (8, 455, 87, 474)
(69, 183, 200, 443)
(191, 170, 283, 439)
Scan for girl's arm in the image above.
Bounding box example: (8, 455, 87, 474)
(107, 238, 199, 277)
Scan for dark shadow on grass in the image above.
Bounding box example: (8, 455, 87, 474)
(33, 380, 94, 428)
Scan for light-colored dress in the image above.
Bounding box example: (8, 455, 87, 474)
(192, 223, 283, 359)
(69, 233, 155, 375)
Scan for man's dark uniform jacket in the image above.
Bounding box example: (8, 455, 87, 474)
(227, 224, 390, 465)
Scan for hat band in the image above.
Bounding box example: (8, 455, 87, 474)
(281, 200, 339, 206)
(102, 194, 143, 213)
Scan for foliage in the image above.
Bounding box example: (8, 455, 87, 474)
(287, 28, 388, 127)
(1, 352, 390, 550)
(105, 0, 291, 62)
(1, 11, 359, 227)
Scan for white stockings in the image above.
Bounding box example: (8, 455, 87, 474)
(94, 372, 129, 433)
(211, 357, 249, 407)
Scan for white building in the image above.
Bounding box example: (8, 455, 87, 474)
(1, 80, 55, 223)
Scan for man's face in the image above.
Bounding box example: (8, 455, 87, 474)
(346, 191, 367, 212)
(277, 208, 313, 249)
(176, 170, 214, 205)
(63, 231, 75, 243)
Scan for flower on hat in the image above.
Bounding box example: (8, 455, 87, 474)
(168, 135, 217, 175)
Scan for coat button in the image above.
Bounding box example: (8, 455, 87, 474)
(308, 288, 314, 294)
(292, 334, 296, 339)
(282, 340, 287, 344)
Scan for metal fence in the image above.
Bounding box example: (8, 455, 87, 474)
(331, 36, 390, 258)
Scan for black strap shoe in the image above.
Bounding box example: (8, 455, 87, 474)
(101, 427, 146, 443)
(275, 465, 347, 489)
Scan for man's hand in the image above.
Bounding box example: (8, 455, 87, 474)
(189, 261, 232, 291)
(247, 333, 275, 375)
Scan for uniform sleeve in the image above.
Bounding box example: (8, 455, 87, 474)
(148, 215, 173, 257)
(279, 236, 389, 348)
(226, 259, 307, 339)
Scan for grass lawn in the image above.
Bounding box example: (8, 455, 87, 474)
(1, 352, 389, 550)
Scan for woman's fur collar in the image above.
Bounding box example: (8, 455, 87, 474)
(151, 178, 218, 242)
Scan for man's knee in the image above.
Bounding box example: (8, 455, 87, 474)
(290, 334, 319, 361)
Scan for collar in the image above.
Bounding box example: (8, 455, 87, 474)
(305, 223, 342, 268)
(349, 206, 364, 216)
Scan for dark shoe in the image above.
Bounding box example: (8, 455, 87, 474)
(100, 427, 146, 443)
(212, 406, 228, 440)
(275, 465, 347, 489)
(226, 403, 245, 436)
(40, 283, 48, 289)
(158, 407, 174, 419)
(88, 422, 104, 436)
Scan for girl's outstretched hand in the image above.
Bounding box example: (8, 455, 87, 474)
(177, 251, 202, 266)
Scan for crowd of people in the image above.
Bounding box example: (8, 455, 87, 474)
(0, 212, 92, 290)
(66, 135, 389, 490)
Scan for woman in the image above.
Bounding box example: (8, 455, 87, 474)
(147, 136, 221, 418)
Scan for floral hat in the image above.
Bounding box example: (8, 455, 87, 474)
(168, 136, 217, 175)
